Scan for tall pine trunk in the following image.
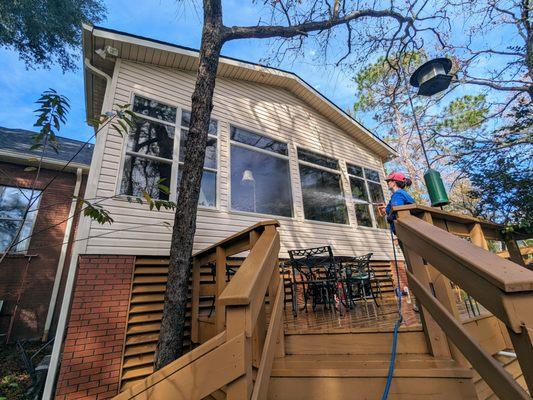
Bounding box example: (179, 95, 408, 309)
(154, 0, 224, 370)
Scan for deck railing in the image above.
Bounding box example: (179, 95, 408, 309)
(394, 206, 533, 400)
(114, 220, 284, 400)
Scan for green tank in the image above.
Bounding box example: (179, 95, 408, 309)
(424, 169, 449, 207)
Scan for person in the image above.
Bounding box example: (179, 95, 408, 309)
(378, 172, 415, 233)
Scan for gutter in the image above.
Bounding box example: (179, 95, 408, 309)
(41, 168, 83, 341)
(42, 56, 114, 400)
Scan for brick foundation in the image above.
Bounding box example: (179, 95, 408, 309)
(55, 255, 135, 400)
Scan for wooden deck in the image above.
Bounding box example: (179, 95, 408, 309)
(283, 294, 421, 334)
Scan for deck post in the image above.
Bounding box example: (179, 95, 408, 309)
(225, 306, 253, 400)
(504, 234, 527, 268)
(469, 222, 489, 250)
(216, 246, 228, 333)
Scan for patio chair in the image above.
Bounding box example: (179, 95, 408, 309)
(16, 338, 54, 400)
(338, 253, 379, 308)
(288, 246, 340, 316)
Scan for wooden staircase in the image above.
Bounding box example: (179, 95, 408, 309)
(268, 329, 477, 400)
(113, 213, 533, 400)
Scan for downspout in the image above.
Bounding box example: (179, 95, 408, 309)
(42, 57, 113, 400)
(41, 167, 83, 341)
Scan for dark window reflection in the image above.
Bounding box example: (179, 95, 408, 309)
(299, 165, 347, 224)
(133, 96, 177, 123)
(347, 164, 363, 177)
(364, 168, 380, 182)
(179, 129, 217, 169)
(349, 177, 369, 202)
(121, 155, 171, 200)
(177, 168, 216, 207)
(368, 181, 385, 203)
(298, 148, 338, 170)
(231, 126, 288, 155)
(231, 145, 292, 217)
(128, 119, 174, 159)
(355, 204, 372, 227)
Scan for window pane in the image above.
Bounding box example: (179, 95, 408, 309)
(373, 205, 388, 229)
(178, 169, 216, 207)
(128, 119, 175, 159)
(181, 111, 218, 135)
(121, 155, 171, 200)
(299, 164, 347, 224)
(133, 96, 177, 123)
(0, 186, 40, 252)
(0, 219, 20, 252)
(347, 164, 363, 177)
(231, 145, 292, 217)
(368, 181, 385, 203)
(355, 204, 373, 227)
(298, 149, 338, 170)
(179, 129, 217, 169)
(349, 177, 369, 202)
(0, 186, 31, 219)
(364, 168, 380, 182)
(231, 127, 288, 155)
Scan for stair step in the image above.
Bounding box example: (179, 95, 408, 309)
(272, 354, 473, 378)
(269, 354, 477, 400)
(285, 329, 428, 355)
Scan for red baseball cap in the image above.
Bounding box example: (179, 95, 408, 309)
(385, 172, 407, 182)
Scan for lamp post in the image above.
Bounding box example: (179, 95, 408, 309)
(241, 169, 256, 212)
(409, 58, 453, 207)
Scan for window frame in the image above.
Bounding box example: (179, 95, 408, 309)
(0, 185, 41, 253)
(228, 124, 294, 219)
(117, 93, 219, 209)
(346, 163, 386, 229)
(296, 146, 349, 226)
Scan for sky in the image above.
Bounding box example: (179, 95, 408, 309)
(0, 0, 360, 143)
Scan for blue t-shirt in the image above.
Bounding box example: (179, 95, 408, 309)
(385, 189, 415, 231)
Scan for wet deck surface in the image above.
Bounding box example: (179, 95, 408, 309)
(283, 295, 421, 334)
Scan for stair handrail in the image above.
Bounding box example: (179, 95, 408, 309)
(114, 221, 284, 400)
(395, 211, 533, 400)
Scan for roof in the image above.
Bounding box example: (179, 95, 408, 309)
(0, 127, 93, 169)
(82, 24, 397, 160)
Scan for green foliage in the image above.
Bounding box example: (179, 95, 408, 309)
(437, 95, 489, 131)
(0, 0, 106, 71)
(32, 88, 70, 153)
(92, 103, 137, 137)
(77, 197, 114, 225)
(126, 179, 177, 212)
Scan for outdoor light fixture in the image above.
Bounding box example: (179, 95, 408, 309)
(409, 58, 452, 97)
(409, 57, 453, 207)
(95, 45, 119, 60)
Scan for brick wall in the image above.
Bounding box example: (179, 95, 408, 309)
(55, 255, 135, 400)
(0, 161, 85, 340)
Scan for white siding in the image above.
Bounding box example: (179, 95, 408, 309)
(84, 60, 396, 259)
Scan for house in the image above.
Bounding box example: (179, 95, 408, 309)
(45, 24, 533, 400)
(0, 127, 93, 342)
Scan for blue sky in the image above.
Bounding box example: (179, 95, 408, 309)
(0, 0, 359, 143)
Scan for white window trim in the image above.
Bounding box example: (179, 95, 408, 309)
(115, 92, 220, 210)
(228, 124, 295, 219)
(296, 146, 350, 226)
(346, 163, 387, 229)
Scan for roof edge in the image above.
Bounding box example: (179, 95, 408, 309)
(84, 24, 398, 159)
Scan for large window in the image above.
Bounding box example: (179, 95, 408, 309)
(120, 95, 218, 207)
(347, 164, 387, 228)
(298, 149, 348, 224)
(0, 186, 41, 252)
(230, 126, 292, 217)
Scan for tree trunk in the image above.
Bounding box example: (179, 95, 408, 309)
(154, 0, 224, 370)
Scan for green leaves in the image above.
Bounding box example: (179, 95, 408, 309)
(125, 179, 177, 212)
(437, 94, 489, 132)
(75, 197, 114, 225)
(91, 104, 136, 137)
(32, 89, 70, 153)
